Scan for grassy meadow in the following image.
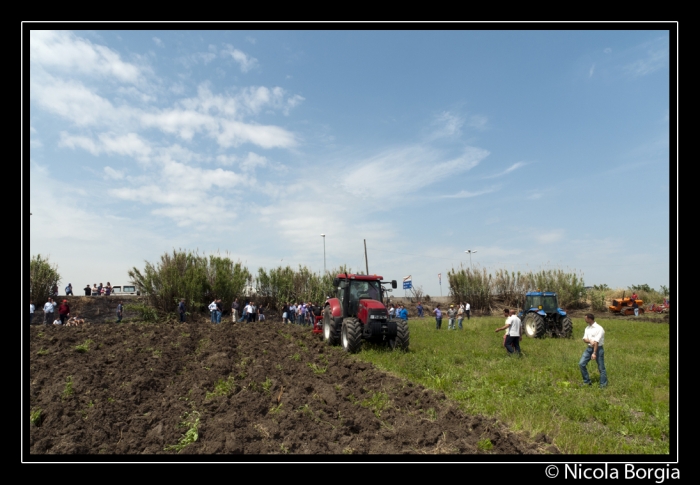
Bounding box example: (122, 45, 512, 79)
(355, 315, 670, 454)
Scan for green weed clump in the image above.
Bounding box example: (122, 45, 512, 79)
(74, 339, 94, 353)
(124, 303, 159, 322)
(30, 409, 42, 426)
(205, 376, 236, 400)
(361, 392, 390, 418)
(164, 411, 200, 453)
(62, 376, 74, 399)
(307, 362, 327, 374)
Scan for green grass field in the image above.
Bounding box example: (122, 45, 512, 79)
(355, 315, 670, 454)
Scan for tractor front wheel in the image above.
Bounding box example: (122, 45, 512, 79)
(523, 312, 546, 338)
(323, 307, 339, 346)
(389, 319, 410, 351)
(561, 316, 573, 338)
(341, 318, 362, 353)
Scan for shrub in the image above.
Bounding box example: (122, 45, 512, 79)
(128, 249, 251, 314)
(30, 254, 61, 306)
(125, 303, 159, 322)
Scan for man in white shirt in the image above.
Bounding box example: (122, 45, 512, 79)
(579, 313, 607, 388)
(495, 308, 521, 355)
(30, 301, 35, 325)
(43, 298, 55, 326)
(464, 301, 471, 320)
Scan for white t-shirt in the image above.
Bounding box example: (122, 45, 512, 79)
(208, 301, 217, 311)
(244, 304, 253, 314)
(583, 322, 605, 347)
(508, 316, 521, 337)
(465, 303, 470, 311)
(53, 318, 62, 325)
(30, 304, 35, 314)
(44, 302, 54, 313)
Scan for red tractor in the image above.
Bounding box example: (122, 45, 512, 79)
(322, 273, 407, 353)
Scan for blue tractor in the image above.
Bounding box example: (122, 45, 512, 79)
(518, 291, 573, 339)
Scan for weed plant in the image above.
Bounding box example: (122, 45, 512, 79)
(164, 411, 200, 453)
(356, 315, 670, 454)
(30, 409, 42, 426)
(74, 339, 93, 353)
(62, 376, 74, 399)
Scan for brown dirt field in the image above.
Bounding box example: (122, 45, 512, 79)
(28, 317, 558, 455)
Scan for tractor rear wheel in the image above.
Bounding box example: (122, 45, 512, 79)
(323, 307, 339, 346)
(561, 316, 573, 338)
(389, 319, 409, 351)
(341, 318, 362, 353)
(523, 312, 546, 338)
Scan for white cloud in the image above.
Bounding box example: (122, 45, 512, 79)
(245, 36, 256, 45)
(59, 132, 152, 162)
(152, 37, 164, 48)
(30, 30, 143, 84)
(104, 166, 124, 180)
(221, 44, 259, 72)
(589, 64, 595, 78)
(527, 192, 543, 200)
(535, 229, 565, 244)
(431, 111, 463, 138)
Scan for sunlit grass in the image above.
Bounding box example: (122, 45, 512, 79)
(356, 315, 670, 454)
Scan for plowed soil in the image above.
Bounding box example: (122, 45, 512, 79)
(28, 318, 558, 455)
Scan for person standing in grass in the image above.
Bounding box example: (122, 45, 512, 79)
(457, 303, 465, 330)
(495, 308, 521, 355)
(116, 301, 124, 323)
(464, 301, 471, 320)
(447, 304, 457, 330)
(579, 313, 607, 388)
(432, 304, 443, 329)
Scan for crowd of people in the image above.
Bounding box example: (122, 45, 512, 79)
(83, 282, 114, 296)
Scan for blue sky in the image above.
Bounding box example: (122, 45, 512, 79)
(27, 29, 672, 297)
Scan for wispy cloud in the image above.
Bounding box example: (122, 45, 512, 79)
(623, 37, 668, 77)
(467, 115, 488, 131)
(442, 186, 500, 198)
(589, 64, 595, 78)
(152, 37, 164, 48)
(482, 161, 527, 179)
(340, 145, 489, 201)
(221, 44, 259, 73)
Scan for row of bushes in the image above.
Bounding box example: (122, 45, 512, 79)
(447, 268, 587, 312)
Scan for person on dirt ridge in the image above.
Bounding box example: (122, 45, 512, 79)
(258, 304, 265, 321)
(98, 283, 103, 296)
(495, 308, 521, 355)
(84, 284, 91, 296)
(30, 300, 35, 325)
(92, 284, 98, 296)
(247, 302, 256, 323)
(432, 304, 443, 329)
(447, 304, 457, 330)
(579, 313, 607, 388)
(239, 301, 249, 322)
(51, 284, 59, 297)
(178, 298, 186, 322)
(58, 300, 70, 325)
(65, 283, 73, 296)
(231, 298, 239, 323)
(105, 282, 112, 296)
(43, 297, 55, 326)
(416, 302, 424, 318)
(116, 301, 124, 323)
(215, 299, 223, 324)
(208, 300, 217, 322)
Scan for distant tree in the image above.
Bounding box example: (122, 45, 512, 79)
(30, 254, 61, 306)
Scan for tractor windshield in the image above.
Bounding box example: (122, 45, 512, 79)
(526, 295, 543, 309)
(542, 296, 558, 313)
(349, 280, 381, 303)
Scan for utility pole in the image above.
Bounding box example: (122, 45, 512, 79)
(364, 239, 369, 275)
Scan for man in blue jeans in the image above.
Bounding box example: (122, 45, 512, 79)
(579, 313, 607, 388)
